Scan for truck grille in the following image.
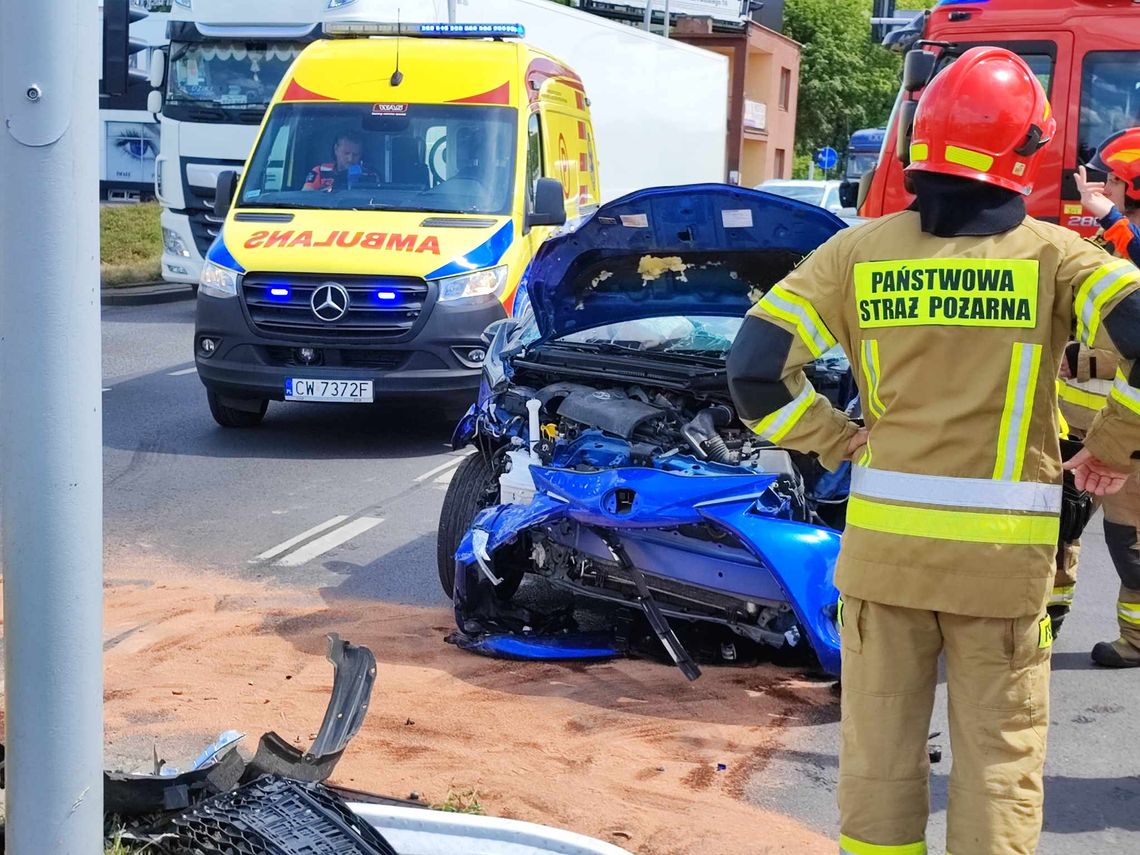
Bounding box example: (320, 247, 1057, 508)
(241, 273, 429, 340)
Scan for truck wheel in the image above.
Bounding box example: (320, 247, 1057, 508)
(207, 390, 268, 428)
(436, 451, 523, 600)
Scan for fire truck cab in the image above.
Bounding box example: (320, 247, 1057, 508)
(859, 0, 1140, 236)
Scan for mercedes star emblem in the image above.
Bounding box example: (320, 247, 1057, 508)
(311, 282, 349, 322)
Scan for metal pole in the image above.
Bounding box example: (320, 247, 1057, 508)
(448, 0, 457, 24)
(643, 0, 653, 32)
(663, 0, 671, 38)
(0, 0, 104, 851)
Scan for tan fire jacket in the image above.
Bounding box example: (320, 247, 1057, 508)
(741, 209, 1140, 618)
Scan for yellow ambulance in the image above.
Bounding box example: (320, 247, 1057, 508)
(194, 23, 600, 427)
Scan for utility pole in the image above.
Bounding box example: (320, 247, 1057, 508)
(0, 0, 104, 851)
(448, 0, 457, 24)
(663, 0, 671, 38)
(643, 0, 653, 32)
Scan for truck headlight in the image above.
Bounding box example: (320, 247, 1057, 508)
(199, 261, 239, 299)
(163, 227, 191, 258)
(436, 266, 508, 302)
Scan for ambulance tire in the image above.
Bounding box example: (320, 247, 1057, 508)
(207, 390, 268, 428)
(436, 451, 523, 600)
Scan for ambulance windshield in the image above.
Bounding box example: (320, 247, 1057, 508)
(238, 103, 518, 216)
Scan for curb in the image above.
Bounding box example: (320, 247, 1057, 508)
(101, 282, 196, 307)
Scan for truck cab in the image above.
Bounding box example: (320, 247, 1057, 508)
(859, 0, 1140, 236)
(194, 24, 600, 427)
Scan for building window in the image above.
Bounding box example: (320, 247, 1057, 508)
(774, 148, 786, 179)
(779, 67, 792, 111)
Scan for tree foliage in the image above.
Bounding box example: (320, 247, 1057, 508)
(785, 0, 907, 159)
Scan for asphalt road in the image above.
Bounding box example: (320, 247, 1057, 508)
(103, 299, 1139, 854)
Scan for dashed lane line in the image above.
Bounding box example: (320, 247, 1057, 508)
(253, 515, 348, 562)
(167, 367, 198, 376)
(413, 450, 473, 483)
(273, 516, 384, 568)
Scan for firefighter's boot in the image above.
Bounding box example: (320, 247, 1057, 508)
(1091, 585, 1140, 668)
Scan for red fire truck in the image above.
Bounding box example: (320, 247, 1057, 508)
(857, 0, 1140, 235)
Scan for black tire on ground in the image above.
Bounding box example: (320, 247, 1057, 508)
(207, 390, 268, 428)
(436, 451, 523, 600)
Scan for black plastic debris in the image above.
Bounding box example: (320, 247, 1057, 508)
(153, 775, 398, 855)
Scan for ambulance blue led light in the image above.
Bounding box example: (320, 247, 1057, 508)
(376, 290, 398, 301)
(269, 287, 290, 297)
(416, 23, 525, 37)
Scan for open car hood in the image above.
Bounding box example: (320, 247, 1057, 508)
(523, 184, 847, 342)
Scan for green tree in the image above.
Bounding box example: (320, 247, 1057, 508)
(785, 0, 904, 165)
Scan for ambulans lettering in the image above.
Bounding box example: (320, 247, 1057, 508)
(241, 230, 441, 254)
(854, 259, 1039, 328)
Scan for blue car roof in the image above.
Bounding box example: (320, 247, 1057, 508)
(523, 183, 847, 342)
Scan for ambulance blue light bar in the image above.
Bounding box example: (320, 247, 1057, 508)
(323, 22, 525, 38)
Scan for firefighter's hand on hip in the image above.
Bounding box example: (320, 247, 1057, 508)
(846, 427, 869, 462)
(1064, 448, 1128, 495)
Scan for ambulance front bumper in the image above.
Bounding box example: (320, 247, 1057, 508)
(193, 290, 505, 404)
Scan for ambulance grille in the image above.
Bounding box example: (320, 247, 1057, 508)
(241, 273, 430, 340)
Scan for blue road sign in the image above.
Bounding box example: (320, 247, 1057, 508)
(816, 146, 839, 170)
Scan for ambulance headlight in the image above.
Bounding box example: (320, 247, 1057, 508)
(436, 266, 508, 302)
(163, 228, 191, 258)
(199, 261, 239, 299)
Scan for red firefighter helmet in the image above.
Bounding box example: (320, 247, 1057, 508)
(1089, 128, 1140, 202)
(906, 46, 1056, 195)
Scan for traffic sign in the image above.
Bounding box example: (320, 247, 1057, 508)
(815, 146, 839, 170)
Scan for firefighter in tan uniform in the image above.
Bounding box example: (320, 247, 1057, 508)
(727, 48, 1140, 854)
(1051, 128, 1140, 667)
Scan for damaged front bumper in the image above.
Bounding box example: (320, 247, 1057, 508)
(452, 464, 843, 678)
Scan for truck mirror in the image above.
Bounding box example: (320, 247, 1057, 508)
(902, 49, 936, 93)
(149, 49, 166, 89)
(857, 168, 876, 212)
(838, 181, 857, 210)
(214, 171, 239, 219)
(527, 178, 568, 229)
(147, 90, 163, 115)
(896, 100, 919, 166)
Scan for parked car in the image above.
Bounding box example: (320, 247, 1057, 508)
(435, 184, 855, 680)
(756, 178, 854, 216)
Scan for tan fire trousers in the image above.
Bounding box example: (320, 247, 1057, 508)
(838, 597, 1052, 855)
(1054, 474, 1140, 649)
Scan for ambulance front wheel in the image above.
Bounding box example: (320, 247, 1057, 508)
(207, 390, 268, 428)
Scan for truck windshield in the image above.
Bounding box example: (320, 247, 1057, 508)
(846, 152, 879, 181)
(1078, 51, 1140, 165)
(165, 41, 303, 122)
(238, 102, 518, 216)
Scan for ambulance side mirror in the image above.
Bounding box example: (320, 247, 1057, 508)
(149, 49, 166, 89)
(214, 171, 238, 219)
(527, 178, 567, 229)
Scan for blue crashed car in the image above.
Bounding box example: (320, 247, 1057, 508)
(436, 185, 854, 680)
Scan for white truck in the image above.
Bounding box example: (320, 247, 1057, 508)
(150, 0, 728, 285)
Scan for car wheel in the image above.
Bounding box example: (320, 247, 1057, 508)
(207, 390, 268, 428)
(436, 451, 523, 600)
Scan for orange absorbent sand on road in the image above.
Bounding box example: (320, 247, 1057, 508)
(69, 548, 835, 854)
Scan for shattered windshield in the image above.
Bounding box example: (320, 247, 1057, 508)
(556, 316, 743, 354)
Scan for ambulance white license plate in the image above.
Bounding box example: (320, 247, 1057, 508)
(285, 378, 374, 403)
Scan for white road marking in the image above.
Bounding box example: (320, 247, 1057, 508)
(102, 387, 111, 392)
(413, 451, 472, 483)
(168, 367, 197, 376)
(434, 468, 456, 486)
(273, 516, 383, 568)
(253, 515, 347, 562)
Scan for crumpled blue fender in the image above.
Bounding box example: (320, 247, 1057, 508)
(456, 464, 842, 675)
